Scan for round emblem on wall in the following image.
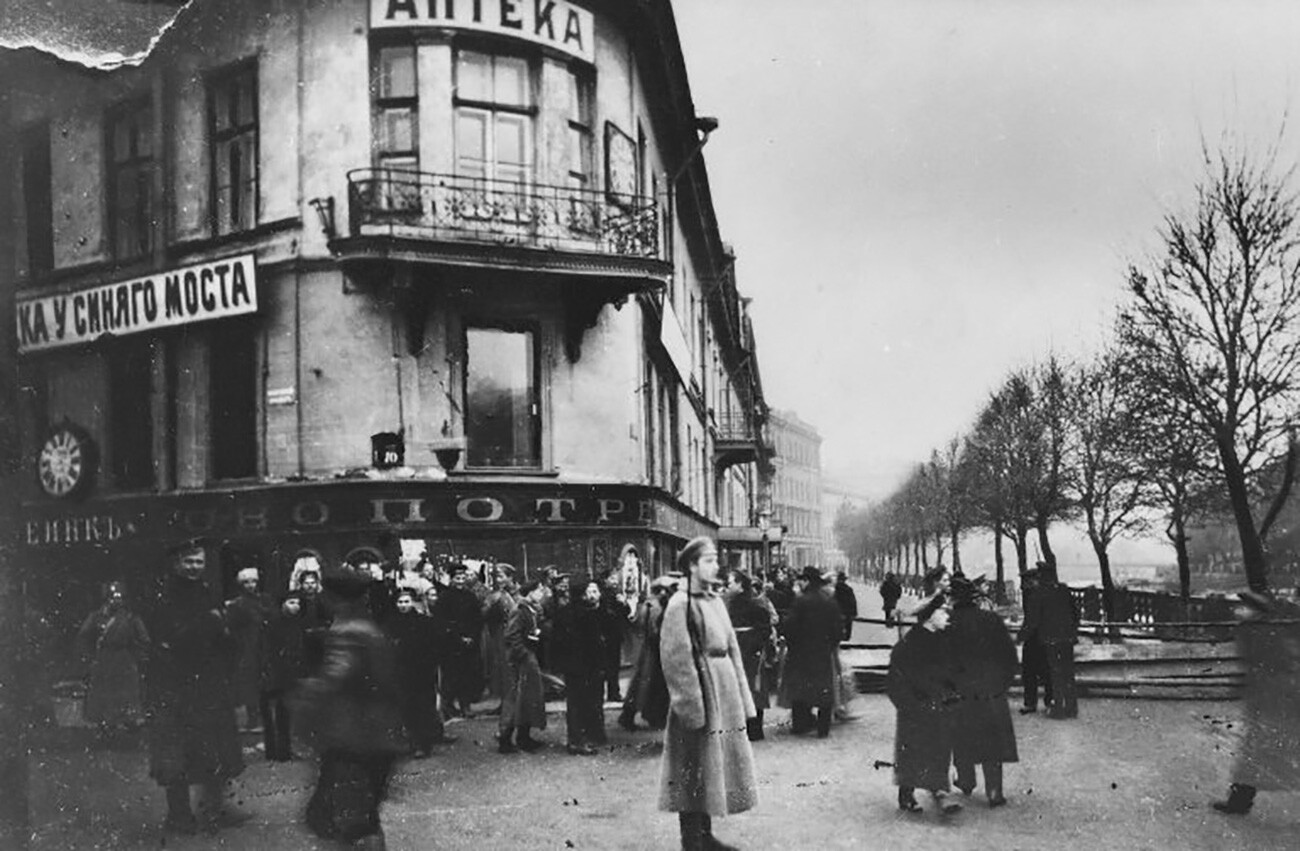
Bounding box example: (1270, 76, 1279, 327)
(37, 423, 97, 499)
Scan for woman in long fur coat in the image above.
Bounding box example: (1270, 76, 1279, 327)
(659, 537, 756, 851)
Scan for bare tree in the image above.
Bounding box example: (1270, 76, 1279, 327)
(1027, 356, 1075, 571)
(1065, 348, 1152, 621)
(1123, 143, 1300, 593)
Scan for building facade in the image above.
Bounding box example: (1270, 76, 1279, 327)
(1, 0, 772, 682)
(768, 409, 821, 570)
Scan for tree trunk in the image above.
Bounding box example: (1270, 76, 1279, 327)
(917, 538, 928, 572)
(934, 531, 945, 567)
(1167, 515, 1192, 604)
(949, 524, 962, 573)
(1089, 532, 1117, 625)
(1218, 436, 1269, 592)
(1035, 514, 1057, 572)
(1014, 522, 1029, 576)
(992, 526, 1007, 604)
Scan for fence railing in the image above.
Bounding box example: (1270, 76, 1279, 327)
(346, 168, 661, 260)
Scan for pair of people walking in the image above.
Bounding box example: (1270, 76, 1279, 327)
(886, 576, 1019, 816)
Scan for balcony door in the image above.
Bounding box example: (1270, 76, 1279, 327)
(454, 50, 533, 210)
(464, 324, 540, 469)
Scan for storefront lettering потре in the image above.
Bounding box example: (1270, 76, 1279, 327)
(21, 491, 707, 547)
(16, 254, 258, 355)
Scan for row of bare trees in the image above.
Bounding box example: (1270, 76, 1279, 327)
(836, 142, 1300, 615)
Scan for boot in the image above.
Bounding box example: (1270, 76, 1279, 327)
(1212, 783, 1256, 815)
(746, 715, 764, 742)
(618, 705, 639, 732)
(897, 787, 922, 813)
(700, 813, 741, 851)
(163, 783, 197, 835)
(517, 727, 544, 753)
(678, 812, 706, 851)
(498, 726, 518, 754)
(815, 706, 831, 739)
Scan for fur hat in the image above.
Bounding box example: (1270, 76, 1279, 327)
(236, 567, 259, 584)
(800, 565, 828, 585)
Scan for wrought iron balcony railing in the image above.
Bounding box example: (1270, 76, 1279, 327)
(346, 168, 661, 260)
(715, 411, 759, 444)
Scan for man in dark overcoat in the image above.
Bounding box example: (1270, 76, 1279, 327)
(726, 571, 776, 741)
(1016, 569, 1054, 714)
(879, 572, 903, 626)
(832, 571, 858, 642)
(780, 566, 843, 737)
(432, 562, 486, 718)
(145, 540, 248, 835)
(224, 567, 275, 733)
(886, 594, 962, 815)
(552, 578, 610, 754)
(948, 577, 1018, 806)
(386, 588, 455, 758)
(598, 572, 632, 702)
(1021, 564, 1078, 718)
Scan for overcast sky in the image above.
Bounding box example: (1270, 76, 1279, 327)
(674, 0, 1300, 501)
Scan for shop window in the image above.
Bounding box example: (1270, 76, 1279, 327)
(454, 50, 533, 186)
(108, 337, 154, 489)
(106, 97, 156, 261)
(210, 318, 259, 480)
(208, 61, 259, 236)
(22, 124, 53, 276)
(464, 324, 540, 469)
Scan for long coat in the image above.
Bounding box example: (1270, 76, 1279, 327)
(261, 609, 308, 694)
(482, 589, 518, 699)
(949, 606, 1019, 765)
(77, 605, 150, 725)
(226, 591, 275, 706)
(626, 595, 670, 727)
(501, 601, 547, 730)
(658, 590, 757, 816)
(550, 600, 609, 678)
(1233, 613, 1300, 790)
(727, 592, 775, 711)
(433, 585, 485, 704)
(887, 624, 959, 790)
(779, 588, 842, 707)
(145, 576, 244, 786)
(293, 614, 406, 757)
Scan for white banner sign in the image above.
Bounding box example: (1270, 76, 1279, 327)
(659, 298, 694, 383)
(371, 0, 595, 64)
(16, 254, 258, 354)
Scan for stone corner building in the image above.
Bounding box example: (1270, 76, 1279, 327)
(0, 0, 774, 686)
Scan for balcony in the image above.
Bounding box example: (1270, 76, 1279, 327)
(334, 169, 669, 281)
(713, 410, 771, 472)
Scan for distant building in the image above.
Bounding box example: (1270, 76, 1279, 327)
(821, 477, 871, 573)
(769, 409, 822, 569)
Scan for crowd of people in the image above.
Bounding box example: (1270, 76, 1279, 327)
(68, 538, 1300, 848)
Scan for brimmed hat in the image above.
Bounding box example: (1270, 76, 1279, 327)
(949, 574, 986, 606)
(800, 565, 828, 585)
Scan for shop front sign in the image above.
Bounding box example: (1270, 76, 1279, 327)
(19, 482, 715, 548)
(371, 0, 594, 64)
(16, 254, 258, 354)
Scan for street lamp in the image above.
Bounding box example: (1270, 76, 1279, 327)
(758, 505, 772, 578)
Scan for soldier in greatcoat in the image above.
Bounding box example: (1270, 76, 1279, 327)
(498, 579, 550, 754)
(619, 574, 677, 732)
(948, 576, 1018, 807)
(146, 540, 248, 835)
(779, 566, 843, 737)
(659, 537, 756, 851)
(1021, 563, 1079, 718)
(481, 563, 519, 710)
(886, 593, 962, 816)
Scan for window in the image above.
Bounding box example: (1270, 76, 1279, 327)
(109, 338, 154, 489)
(455, 50, 533, 185)
(209, 62, 259, 235)
(210, 319, 259, 479)
(566, 68, 593, 187)
(465, 324, 540, 468)
(373, 45, 419, 173)
(106, 98, 156, 260)
(22, 124, 53, 276)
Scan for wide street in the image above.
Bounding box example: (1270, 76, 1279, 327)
(25, 583, 1298, 850)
